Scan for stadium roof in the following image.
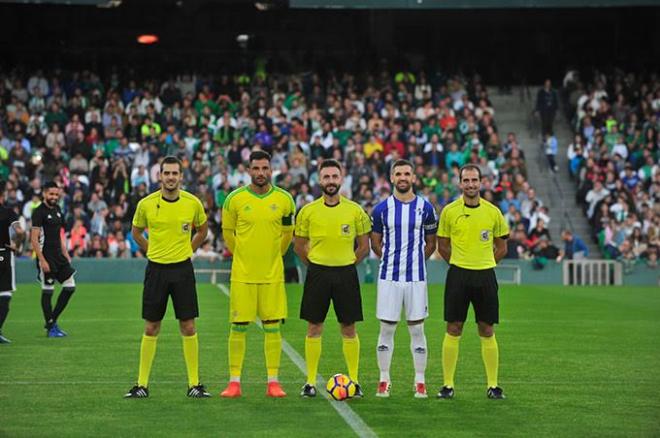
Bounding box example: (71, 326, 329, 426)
(290, 0, 660, 7)
(1, 0, 658, 7)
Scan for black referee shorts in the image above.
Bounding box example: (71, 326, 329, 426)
(142, 258, 198, 322)
(444, 264, 499, 324)
(300, 262, 363, 324)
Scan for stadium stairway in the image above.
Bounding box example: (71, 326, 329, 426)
(490, 86, 600, 256)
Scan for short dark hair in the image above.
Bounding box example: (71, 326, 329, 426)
(319, 159, 342, 173)
(160, 156, 183, 172)
(459, 164, 482, 180)
(249, 150, 272, 163)
(390, 159, 414, 174)
(43, 181, 59, 191)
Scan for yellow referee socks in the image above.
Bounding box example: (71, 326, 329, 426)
(442, 333, 461, 388)
(305, 336, 322, 385)
(229, 324, 247, 381)
(263, 322, 282, 382)
(137, 334, 158, 388)
(182, 333, 200, 387)
(480, 335, 499, 388)
(342, 335, 360, 383)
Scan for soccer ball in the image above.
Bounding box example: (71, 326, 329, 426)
(326, 373, 356, 401)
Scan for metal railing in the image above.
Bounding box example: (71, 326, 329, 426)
(497, 263, 522, 285)
(562, 259, 623, 286)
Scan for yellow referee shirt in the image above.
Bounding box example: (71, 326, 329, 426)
(295, 196, 371, 267)
(222, 185, 295, 283)
(132, 190, 207, 264)
(437, 197, 509, 270)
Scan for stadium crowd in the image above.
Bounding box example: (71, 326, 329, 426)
(0, 67, 552, 263)
(562, 68, 659, 270)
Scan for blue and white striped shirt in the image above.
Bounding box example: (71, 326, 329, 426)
(371, 195, 438, 282)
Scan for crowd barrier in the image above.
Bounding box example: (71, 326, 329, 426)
(562, 260, 623, 286)
(12, 258, 658, 286)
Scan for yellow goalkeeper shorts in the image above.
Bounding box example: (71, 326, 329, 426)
(229, 282, 287, 323)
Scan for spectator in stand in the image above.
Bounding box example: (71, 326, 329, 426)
(531, 236, 560, 270)
(585, 180, 610, 220)
(557, 229, 589, 261)
(535, 79, 559, 136)
(544, 132, 559, 173)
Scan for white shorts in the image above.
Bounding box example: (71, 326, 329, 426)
(376, 279, 428, 322)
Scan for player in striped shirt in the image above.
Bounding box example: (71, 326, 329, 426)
(370, 159, 438, 398)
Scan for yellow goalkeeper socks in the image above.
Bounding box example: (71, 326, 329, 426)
(342, 335, 360, 383)
(480, 335, 499, 388)
(137, 334, 158, 387)
(263, 322, 282, 382)
(228, 324, 247, 382)
(305, 336, 322, 385)
(442, 333, 461, 388)
(182, 333, 200, 387)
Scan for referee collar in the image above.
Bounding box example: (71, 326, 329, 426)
(161, 196, 179, 203)
(462, 197, 480, 209)
(324, 196, 341, 208)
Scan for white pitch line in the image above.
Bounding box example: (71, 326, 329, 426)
(215, 283, 377, 438)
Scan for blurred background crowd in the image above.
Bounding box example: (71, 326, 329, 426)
(1, 65, 657, 271)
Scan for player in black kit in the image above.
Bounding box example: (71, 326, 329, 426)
(30, 182, 76, 338)
(0, 181, 25, 344)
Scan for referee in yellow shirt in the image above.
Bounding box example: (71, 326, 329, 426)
(124, 156, 210, 399)
(294, 159, 371, 398)
(436, 164, 509, 400)
(220, 150, 295, 398)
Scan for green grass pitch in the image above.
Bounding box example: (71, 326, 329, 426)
(1, 282, 659, 437)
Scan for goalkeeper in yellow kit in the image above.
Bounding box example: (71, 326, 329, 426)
(220, 150, 296, 398)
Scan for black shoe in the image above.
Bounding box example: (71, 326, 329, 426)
(187, 384, 211, 398)
(487, 386, 505, 399)
(300, 384, 317, 397)
(437, 386, 455, 399)
(353, 383, 364, 398)
(0, 332, 11, 344)
(124, 385, 149, 398)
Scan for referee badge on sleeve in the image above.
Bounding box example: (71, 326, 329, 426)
(182, 222, 191, 233)
(480, 230, 490, 241)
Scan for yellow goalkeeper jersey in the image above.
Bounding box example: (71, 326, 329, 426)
(222, 185, 295, 283)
